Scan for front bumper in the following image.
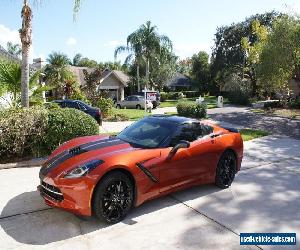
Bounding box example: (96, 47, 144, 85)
(38, 176, 94, 216)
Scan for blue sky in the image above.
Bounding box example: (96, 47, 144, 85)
(0, 0, 299, 63)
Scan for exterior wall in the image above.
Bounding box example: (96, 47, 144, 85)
(98, 74, 125, 101)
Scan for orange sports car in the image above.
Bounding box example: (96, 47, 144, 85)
(38, 115, 243, 223)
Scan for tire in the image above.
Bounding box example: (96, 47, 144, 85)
(116, 104, 121, 109)
(136, 104, 141, 109)
(215, 150, 237, 189)
(93, 172, 134, 224)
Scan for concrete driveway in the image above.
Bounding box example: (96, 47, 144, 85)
(0, 136, 299, 250)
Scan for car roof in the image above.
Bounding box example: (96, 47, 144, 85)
(146, 115, 198, 124)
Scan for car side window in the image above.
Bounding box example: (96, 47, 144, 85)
(133, 96, 139, 101)
(201, 124, 213, 136)
(77, 102, 86, 110)
(124, 97, 129, 101)
(66, 102, 79, 109)
(169, 122, 208, 146)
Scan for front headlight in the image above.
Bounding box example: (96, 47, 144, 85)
(64, 159, 104, 179)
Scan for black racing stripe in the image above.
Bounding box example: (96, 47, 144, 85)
(44, 138, 112, 168)
(40, 139, 126, 176)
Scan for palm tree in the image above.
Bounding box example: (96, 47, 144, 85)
(19, 0, 82, 108)
(0, 60, 40, 106)
(72, 53, 82, 66)
(137, 21, 173, 88)
(44, 52, 73, 99)
(115, 31, 143, 91)
(6, 42, 22, 57)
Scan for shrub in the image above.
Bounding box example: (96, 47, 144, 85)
(0, 107, 99, 163)
(0, 108, 48, 161)
(96, 97, 114, 117)
(288, 99, 300, 109)
(176, 102, 207, 118)
(160, 92, 169, 102)
(223, 73, 252, 105)
(169, 92, 184, 100)
(182, 91, 200, 98)
(42, 108, 99, 153)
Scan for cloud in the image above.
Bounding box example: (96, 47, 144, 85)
(104, 40, 122, 47)
(174, 42, 212, 59)
(66, 37, 77, 46)
(0, 24, 21, 48)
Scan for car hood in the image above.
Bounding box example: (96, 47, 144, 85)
(40, 135, 135, 179)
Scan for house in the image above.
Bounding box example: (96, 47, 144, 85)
(165, 73, 194, 91)
(97, 69, 129, 101)
(69, 66, 129, 101)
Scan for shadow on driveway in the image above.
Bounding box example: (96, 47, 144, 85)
(0, 186, 220, 245)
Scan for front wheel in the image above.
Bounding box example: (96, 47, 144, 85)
(215, 150, 237, 189)
(93, 172, 134, 224)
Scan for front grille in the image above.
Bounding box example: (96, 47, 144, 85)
(40, 181, 64, 202)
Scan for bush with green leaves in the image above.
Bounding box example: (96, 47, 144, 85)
(176, 102, 207, 118)
(160, 92, 184, 101)
(288, 99, 300, 109)
(95, 97, 114, 117)
(0, 108, 48, 162)
(223, 73, 252, 105)
(182, 91, 200, 98)
(0, 107, 99, 163)
(42, 108, 99, 153)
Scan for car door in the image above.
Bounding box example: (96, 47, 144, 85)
(158, 122, 219, 193)
(124, 96, 133, 108)
(132, 96, 140, 108)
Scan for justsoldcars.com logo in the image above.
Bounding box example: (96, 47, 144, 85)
(240, 233, 296, 245)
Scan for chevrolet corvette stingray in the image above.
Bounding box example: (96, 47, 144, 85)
(38, 115, 243, 223)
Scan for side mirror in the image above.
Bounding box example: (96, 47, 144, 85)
(168, 140, 190, 159)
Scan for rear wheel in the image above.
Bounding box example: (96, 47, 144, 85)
(136, 104, 141, 109)
(215, 150, 236, 188)
(93, 172, 134, 224)
(116, 104, 121, 109)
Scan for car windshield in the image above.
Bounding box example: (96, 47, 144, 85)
(76, 100, 92, 108)
(117, 118, 176, 148)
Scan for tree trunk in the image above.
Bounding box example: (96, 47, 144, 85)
(20, 0, 32, 108)
(21, 45, 30, 107)
(137, 63, 140, 92)
(145, 58, 150, 89)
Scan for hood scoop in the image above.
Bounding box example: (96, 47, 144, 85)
(69, 146, 87, 156)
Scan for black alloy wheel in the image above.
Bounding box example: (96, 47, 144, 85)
(215, 150, 237, 188)
(93, 172, 134, 223)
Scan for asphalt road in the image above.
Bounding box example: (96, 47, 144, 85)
(0, 135, 299, 250)
(207, 107, 300, 139)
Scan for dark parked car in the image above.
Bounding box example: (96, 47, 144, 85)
(53, 100, 102, 125)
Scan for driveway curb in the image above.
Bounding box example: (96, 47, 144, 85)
(0, 157, 46, 170)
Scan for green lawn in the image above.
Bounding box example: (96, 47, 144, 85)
(112, 108, 150, 121)
(239, 129, 269, 141)
(250, 108, 300, 120)
(160, 96, 229, 109)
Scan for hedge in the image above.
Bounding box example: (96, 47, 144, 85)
(0, 107, 99, 162)
(42, 108, 99, 153)
(176, 102, 207, 118)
